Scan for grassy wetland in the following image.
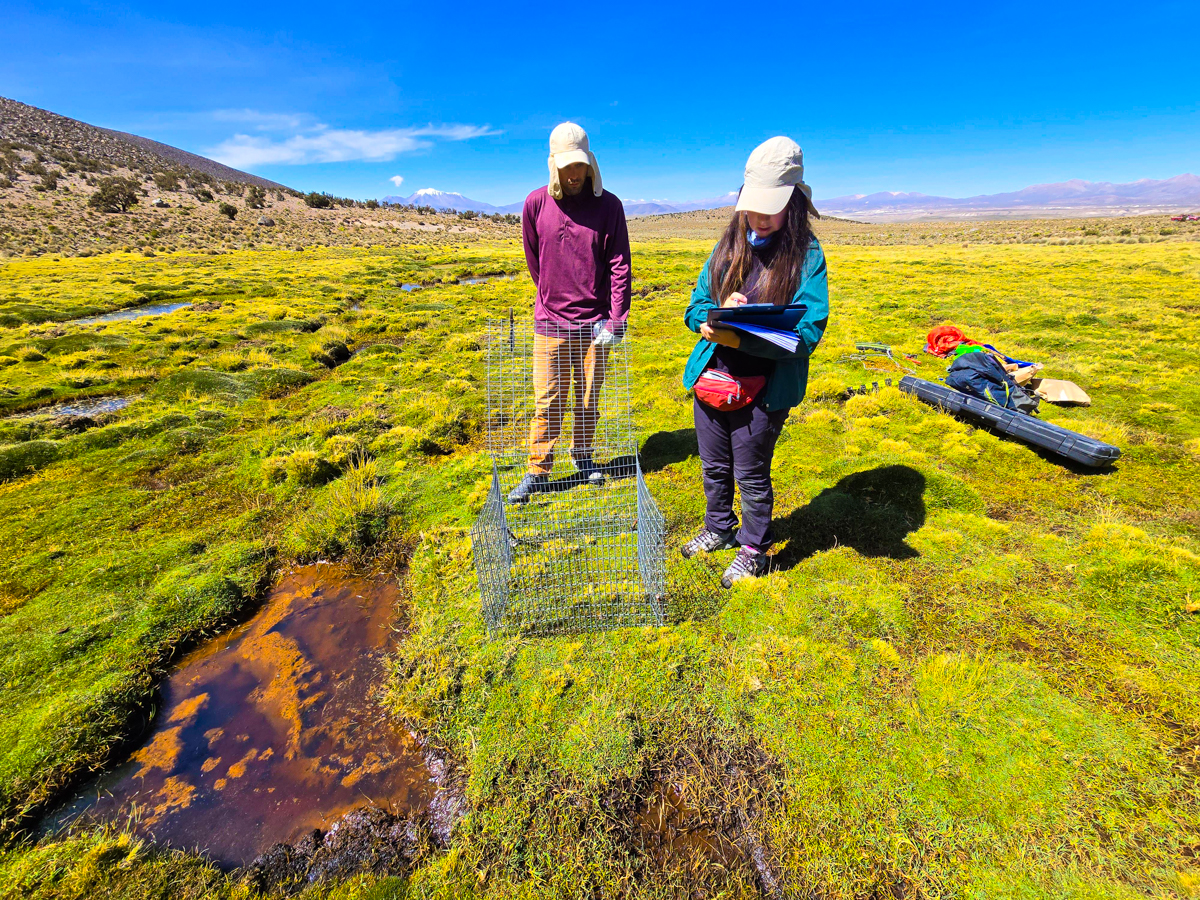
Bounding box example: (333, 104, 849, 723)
(0, 216, 1198, 899)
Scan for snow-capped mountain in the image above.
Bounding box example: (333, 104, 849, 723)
(381, 188, 521, 214)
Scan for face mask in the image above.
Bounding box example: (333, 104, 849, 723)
(747, 228, 775, 248)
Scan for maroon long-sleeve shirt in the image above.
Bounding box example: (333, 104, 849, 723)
(521, 181, 631, 326)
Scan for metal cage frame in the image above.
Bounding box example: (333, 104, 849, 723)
(470, 318, 667, 633)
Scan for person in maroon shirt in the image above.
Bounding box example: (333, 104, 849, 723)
(508, 122, 632, 504)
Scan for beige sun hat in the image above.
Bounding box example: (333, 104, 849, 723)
(735, 136, 819, 218)
(547, 122, 603, 199)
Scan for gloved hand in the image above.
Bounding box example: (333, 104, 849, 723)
(592, 320, 623, 347)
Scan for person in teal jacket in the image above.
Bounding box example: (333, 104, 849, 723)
(680, 137, 829, 587)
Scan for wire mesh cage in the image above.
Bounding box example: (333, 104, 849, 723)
(470, 317, 667, 633)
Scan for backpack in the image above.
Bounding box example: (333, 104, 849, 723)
(945, 352, 1039, 414)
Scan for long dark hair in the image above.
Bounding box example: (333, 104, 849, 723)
(708, 188, 813, 306)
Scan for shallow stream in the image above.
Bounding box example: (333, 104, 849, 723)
(69, 301, 193, 326)
(48, 563, 436, 868)
(8, 395, 137, 419)
(400, 273, 517, 291)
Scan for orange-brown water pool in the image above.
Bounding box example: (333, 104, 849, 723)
(51, 563, 436, 868)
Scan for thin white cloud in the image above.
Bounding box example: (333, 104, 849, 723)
(210, 109, 312, 131)
(389, 175, 405, 187)
(207, 121, 501, 168)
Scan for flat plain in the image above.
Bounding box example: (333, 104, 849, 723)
(0, 215, 1198, 900)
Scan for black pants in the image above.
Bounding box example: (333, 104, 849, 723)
(693, 397, 789, 551)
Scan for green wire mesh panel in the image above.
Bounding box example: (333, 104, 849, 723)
(470, 319, 666, 634)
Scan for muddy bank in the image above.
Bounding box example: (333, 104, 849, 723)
(619, 739, 785, 898)
(50, 563, 450, 869)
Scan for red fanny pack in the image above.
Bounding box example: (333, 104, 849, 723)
(694, 369, 767, 412)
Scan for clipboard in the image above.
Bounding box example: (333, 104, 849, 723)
(706, 303, 807, 331)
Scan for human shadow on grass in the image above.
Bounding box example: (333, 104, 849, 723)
(640, 428, 699, 473)
(772, 465, 926, 572)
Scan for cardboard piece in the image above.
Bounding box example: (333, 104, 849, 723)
(1031, 378, 1091, 406)
(1010, 364, 1043, 385)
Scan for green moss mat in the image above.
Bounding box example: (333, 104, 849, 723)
(1, 240, 1198, 898)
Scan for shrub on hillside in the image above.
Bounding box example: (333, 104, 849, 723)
(304, 192, 333, 209)
(218, 202, 238, 220)
(194, 188, 213, 202)
(87, 177, 140, 213)
(153, 172, 180, 192)
(245, 185, 266, 209)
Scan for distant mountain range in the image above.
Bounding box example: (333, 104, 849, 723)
(391, 177, 1199, 221)
(382, 188, 742, 217)
(816, 175, 1200, 221)
(382, 188, 523, 214)
(620, 192, 740, 217)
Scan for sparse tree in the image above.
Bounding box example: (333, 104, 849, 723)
(218, 202, 238, 220)
(87, 176, 140, 213)
(365, 199, 379, 210)
(153, 172, 180, 192)
(245, 185, 266, 209)
(36, 170, 61, 192)
(304, 192, 333, 209)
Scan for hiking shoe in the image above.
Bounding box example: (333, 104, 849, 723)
(721, 547, 769, 588)
(573, 457, 605, 485)
(680, 528, 738, 559)
(507, 473, 548, 504)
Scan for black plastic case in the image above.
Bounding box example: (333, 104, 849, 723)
(899, 376, 1120, 468)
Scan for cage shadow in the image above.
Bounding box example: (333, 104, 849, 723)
(772, 465, 926, 572)
(640, 428, 699, 473)
(662, 552, 727, 624)
(603, 455, 639, 479)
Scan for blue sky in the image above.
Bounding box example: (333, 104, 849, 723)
(3, 0, 1197, 205)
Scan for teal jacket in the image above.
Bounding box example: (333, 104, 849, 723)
(682, 238, 829, 411)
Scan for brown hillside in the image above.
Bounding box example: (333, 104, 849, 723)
(0, 98, 521, 259)
(0, 95, 288, 190)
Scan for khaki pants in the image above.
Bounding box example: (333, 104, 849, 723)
(528, 331, 609, 474)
